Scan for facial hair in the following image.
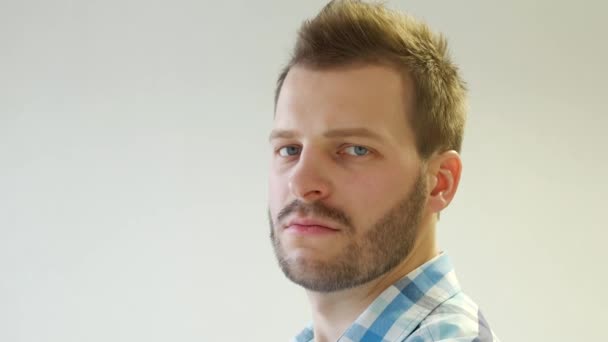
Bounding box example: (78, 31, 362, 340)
(269, 172, 427, 292)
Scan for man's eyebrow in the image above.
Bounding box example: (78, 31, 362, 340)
(269, 130, 297, 141)
(269, 128, 384, 142)
(324, 128, 384, 141)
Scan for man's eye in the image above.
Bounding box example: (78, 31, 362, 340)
(343, 146, 370, 156)
(278, 146, 301, 157)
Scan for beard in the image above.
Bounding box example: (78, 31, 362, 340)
(269, 172, 427, 293)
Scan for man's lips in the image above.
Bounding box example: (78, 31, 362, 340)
(284, 218, 340, 234)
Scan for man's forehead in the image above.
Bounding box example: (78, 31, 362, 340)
(281, 63, 408, 96)
(279, 64, 411, 112)
(273, 65, 413, 142)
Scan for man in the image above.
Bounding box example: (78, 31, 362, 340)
(268, 1, 499, 341)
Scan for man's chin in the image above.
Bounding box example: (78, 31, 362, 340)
(279, 257, 362, 292)
(283, 246, 333, 260)
(283, 269, 341, 293)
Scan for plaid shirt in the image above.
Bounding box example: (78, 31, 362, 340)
(292, 253, 499, 342)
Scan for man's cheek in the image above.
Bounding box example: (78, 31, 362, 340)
(269, 180, 290, 212)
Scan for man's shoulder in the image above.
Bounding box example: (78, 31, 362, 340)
(403, 292, 499, 342)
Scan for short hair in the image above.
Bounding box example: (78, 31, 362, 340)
(274, 0, 468, 159)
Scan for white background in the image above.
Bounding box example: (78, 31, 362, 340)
(1, 0, 606, 341)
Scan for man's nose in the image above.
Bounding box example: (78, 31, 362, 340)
(288, 149, 332, 203)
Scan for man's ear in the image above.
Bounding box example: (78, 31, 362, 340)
(426, 150, 462, 214)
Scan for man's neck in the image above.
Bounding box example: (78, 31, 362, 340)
(306, 224, 439, 342)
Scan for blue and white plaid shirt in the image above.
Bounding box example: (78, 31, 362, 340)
(292, 253, 499, 342)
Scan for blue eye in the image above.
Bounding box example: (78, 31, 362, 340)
(278, 146, 301, 157)
(343, 146, 370, 156)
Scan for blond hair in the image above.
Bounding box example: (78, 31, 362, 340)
(275, 0, 468, 159)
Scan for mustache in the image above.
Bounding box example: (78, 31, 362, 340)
(276, 200, 353, 231)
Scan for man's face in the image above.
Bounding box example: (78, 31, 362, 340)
(268, 64, 428, 292)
